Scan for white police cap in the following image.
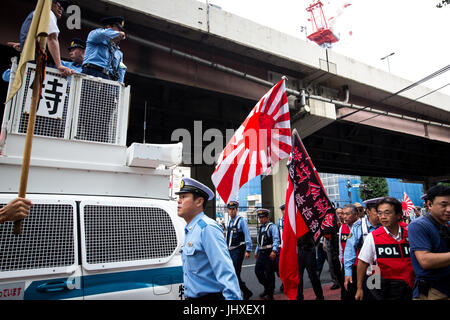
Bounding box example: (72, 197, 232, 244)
(175, 177, 215, 201)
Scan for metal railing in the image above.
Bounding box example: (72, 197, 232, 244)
(3, 58, 130, 146)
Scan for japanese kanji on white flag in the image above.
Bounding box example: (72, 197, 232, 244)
(402, 192, 415, 217)
(211, 79, 291, 203)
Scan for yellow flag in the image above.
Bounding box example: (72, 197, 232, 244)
(6, 0, 51, 103)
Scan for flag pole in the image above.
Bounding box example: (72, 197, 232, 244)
(13, 36, 47, 235)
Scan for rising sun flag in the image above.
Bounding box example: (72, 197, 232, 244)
(402, 192, 415, 217)
(211, 79, 291, 204)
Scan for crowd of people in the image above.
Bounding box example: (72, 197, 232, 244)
(3, 0, 127, 84)
(1, 0, 449, 303)
(3, 181, 448, 301)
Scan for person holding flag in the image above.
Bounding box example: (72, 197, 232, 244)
(279, 129, 338, 300)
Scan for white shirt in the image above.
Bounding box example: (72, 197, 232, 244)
(48, 11, 59, 36)
(358, 226, 402, 265)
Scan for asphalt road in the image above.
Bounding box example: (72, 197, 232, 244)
(239, 227, 334, 299)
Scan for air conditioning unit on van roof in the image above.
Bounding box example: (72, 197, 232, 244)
(126, 142, 183, 168)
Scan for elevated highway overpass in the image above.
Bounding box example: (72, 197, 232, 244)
(1, 0, 448, 216)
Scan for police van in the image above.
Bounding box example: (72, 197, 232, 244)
(0, 60, 186, 300)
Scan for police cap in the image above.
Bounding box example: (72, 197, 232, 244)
(100, 16, 125, 31)
(68, 38, 85, 51)
(227, 201, 239, 209)
(256, 208, 270, 218)
(175, 177, 215, 201)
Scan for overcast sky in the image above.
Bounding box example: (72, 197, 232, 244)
(208, 0, 450, 95)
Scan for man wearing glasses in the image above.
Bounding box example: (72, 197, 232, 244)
(355, 197, 415, 300)
(16, 0, 74, 77)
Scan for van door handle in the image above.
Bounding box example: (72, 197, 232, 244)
(37, 281, 68, 293)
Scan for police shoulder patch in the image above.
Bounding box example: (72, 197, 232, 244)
(197, 219, 207, 229)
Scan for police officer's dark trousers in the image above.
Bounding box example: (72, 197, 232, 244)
(230, 246, 250, 292)
(297, 246, 324, 300)
(255, 250, 275, 295)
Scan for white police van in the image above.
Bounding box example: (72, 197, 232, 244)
(0, 61, 185, 300)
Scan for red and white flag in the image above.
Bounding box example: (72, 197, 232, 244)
(402, 192, 415, 217)
(279, 129, 337, 300)
(211, 79, 291, 203)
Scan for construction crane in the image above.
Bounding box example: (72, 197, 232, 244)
(305, 1, 351, 48)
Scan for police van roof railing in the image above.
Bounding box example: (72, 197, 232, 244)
(2, 57, 130, 148)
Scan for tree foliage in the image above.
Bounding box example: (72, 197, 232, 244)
(436, 0, 449, 8)
(359, 176, 389, 201)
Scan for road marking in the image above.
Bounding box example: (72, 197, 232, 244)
(242, 264, 255, 268)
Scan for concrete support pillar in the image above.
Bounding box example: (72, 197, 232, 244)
(191, 165, 216, 219)
(261, 174, 274, 221)
(270, 158, 289, 223)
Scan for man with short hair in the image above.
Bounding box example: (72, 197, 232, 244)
(356, 197, 415, 300)
(176, 178, 242, 300)
(226, 200, 253, 300)
(82, 16, 126, 82)
(409, 185, 450, 300)
(61, 38, 85, 73)
(340, 204, 359, 300)
(19, 0, 73, 77)
(343, 201, 381, 300)
(254, 208, 280, 300)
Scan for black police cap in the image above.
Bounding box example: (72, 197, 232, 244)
(227, 201, 239, 209)
(68, 38, 85, 51)
(256, 208, 270, 218)
(100, 16, 125, 31)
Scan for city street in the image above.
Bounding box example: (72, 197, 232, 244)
(239, 229, 338, 300)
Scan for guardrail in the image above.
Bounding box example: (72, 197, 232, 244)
(2, 58, 130, 146)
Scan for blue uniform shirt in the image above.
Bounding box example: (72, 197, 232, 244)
(181, 212, 242, 300)
(61, 60, 83, 73)
(2, 69, 10, 82)
(255, 222, 280, 254)
(228, 216, 252, 252)
(343, 217, 381, 277)
(83, 28, 124, 78)
(409, 215, 450, 298)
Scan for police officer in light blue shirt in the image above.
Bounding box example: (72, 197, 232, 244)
(82, 16, 126, 82)
(254, 208, 280, 300)
(176, 178, 242, 300)
(226, 200, 253, 300)
(61, 38, 85, 74)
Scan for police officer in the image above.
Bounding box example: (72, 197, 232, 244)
(82, 16, 126, 82)
(356, 197, 415, 300)
(226, 200, 253, 300)
(61, 38, 85, 73)
(254, 208, 280, 300)
(176, 178, 242, 300)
